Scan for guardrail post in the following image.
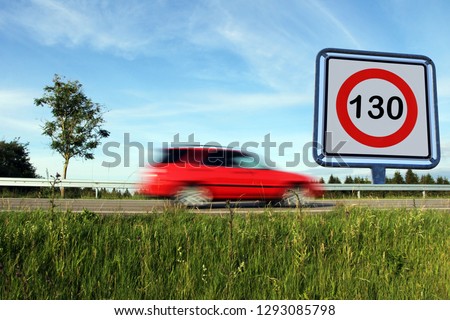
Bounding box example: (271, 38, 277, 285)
(95, 188, 99, 199)
(422, 190, 426, 199)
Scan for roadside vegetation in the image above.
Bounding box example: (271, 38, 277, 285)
(0, 206, 448, 299)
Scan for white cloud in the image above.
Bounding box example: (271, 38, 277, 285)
(0, 89, 36, 110)
(0, 89, 48, 138)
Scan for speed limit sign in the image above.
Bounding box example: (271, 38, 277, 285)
(313, 48, 440, 176)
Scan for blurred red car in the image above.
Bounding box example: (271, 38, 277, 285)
(140, 146, 323, 206)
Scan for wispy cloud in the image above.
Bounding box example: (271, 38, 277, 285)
(190, 1, 319, 90)
(108, 90, 311, 121)
(1, 0, 363, 90)
(184, 0, 365, 91)
(0, 89, 46, 137)
(1, 0, 192, 57)
(306, 0, 362, 50)
(0, 89, 37, 110)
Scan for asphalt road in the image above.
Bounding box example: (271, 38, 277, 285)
(1, 197, 450, 214)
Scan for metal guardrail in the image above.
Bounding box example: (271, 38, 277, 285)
(0, 177, 449, 198)
(323, 184, 450, 191)
(0, 178, 136, 198)
(0, 177, 136, 189)
(324, 183, 450, 198)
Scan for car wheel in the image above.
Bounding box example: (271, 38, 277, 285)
(281, 187, 309, 207)
(175, 186, 212, 207)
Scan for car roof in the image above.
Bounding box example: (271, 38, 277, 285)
(164, 145, 240, 151)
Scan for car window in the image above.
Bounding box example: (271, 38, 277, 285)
(203, 149, 227, 167)
(159, 148, 188, 163)
(232, 155, 266, 169)
(159, 148, 268, 168)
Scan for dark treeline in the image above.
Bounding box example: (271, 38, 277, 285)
(0, 186, 136, 199)
(321, 169, 449, 185)
(321, 169, 450, 199)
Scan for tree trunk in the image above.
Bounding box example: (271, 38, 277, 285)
(61, 159, 69, 198)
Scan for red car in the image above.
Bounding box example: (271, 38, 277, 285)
(141, 146, 323, 206)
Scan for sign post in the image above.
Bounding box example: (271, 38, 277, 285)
(313, 48, 440, 183)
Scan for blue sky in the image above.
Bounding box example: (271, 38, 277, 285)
(1, 0, 449, 182)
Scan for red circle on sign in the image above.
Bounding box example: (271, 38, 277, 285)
(336, 68, 418, 148)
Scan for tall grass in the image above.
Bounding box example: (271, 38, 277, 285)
(0, 206, 448, 299)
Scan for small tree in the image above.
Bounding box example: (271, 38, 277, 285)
(436, 176, 450, 184)
(420, 173, 435, 184)
(389, 171, 405, 184)
(328, 174, 341, 184)
(35, 75, 110, 196)
(405, 169, 419, 184)
(344, 175, 354, 184)
(354, 176, 370, 184)
(0, 138, 37, 178)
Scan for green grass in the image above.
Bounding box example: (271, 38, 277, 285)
(0, 206, 448, 299)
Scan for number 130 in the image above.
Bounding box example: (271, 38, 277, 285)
(349, 95, 404, 120)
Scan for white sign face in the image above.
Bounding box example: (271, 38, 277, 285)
(313, 49, 440, 169)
